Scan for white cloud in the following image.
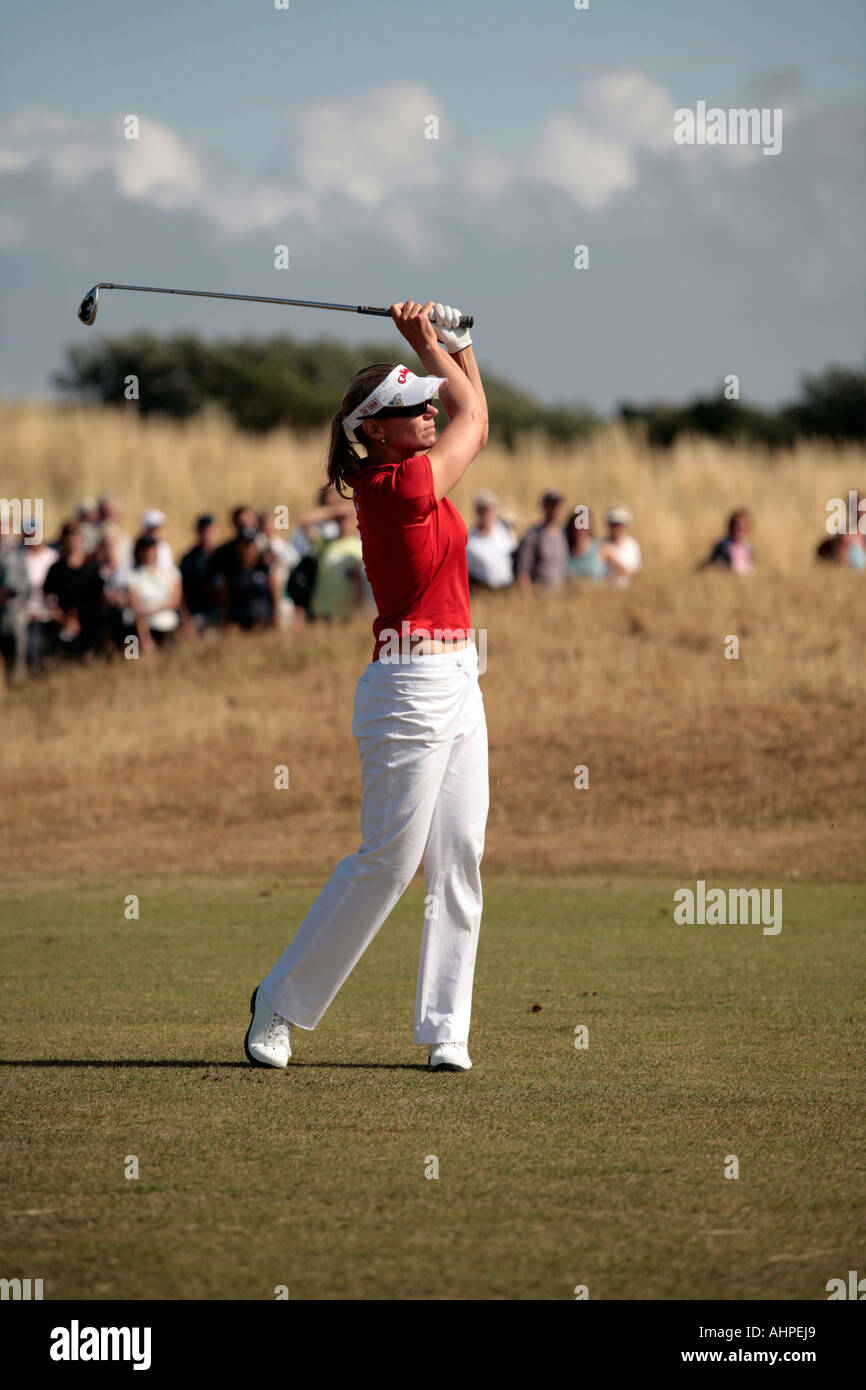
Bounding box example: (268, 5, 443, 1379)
(115, 123, 204, 202)
(295, 82, 444, 207)
(0, 71, 854, 266)
(0, 73, 766, 240)
(0, 107, 316, 238)
(0, 109, 106, 181)
(0, 73, 861, 413)
(493, 71, 678, 211)
(0, 86, 451, 241)
(580, 70, 674, 153)
(526, 114, 635, 209)
(458, 146, 513, 198)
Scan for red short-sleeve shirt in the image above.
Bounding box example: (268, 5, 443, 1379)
(351, 453, 471, 662)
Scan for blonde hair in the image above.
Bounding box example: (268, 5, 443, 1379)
(326, 363, 395, 499)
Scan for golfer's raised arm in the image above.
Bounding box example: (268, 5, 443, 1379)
(391, 300, 487, 502)
(448, 343, 488, 448)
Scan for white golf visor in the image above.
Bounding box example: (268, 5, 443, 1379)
(342, 364, 447, 441)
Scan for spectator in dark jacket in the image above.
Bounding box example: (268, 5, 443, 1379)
(218, 526, 280, 629)
(43, 523, 105, 658)
(180, 514, 219, 630)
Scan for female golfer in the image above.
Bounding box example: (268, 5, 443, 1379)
(245, 299, 489, 1072)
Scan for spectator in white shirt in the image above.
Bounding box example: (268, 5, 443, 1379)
(466, 490, 517, 591)
(0, 537, 58, 677)
(127, 535, 181, 653)
(601, 506, 642, 588)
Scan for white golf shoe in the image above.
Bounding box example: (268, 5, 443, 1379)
(428, 1041, 472, 1072)
(244, 986, 292, 1068)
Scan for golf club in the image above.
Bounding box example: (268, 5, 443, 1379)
(77, 282, 473, 329)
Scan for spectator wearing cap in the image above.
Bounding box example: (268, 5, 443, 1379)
(700, 509, 755, 575)
(180, 514, 220, 631)
(140, 509, 174, 573)
(600, 506, 642, 588)
(309, 505, 368, 621)
(221, 525, 280, 630)
(286, 495, 356, 622)
(466, 490, 517, 591)
(515, 489, 569, 594)
(565, 506, 606, 583)
(127, 535, 182, 652)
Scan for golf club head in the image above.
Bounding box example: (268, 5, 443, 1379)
(77, 285, 101, 325)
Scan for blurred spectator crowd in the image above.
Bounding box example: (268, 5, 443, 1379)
(1, 485, 863, 685)
(0, 490, 370, 682)
(467, 490, 643, 593)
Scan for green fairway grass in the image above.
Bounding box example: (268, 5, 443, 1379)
(1, 879, 863, 1300)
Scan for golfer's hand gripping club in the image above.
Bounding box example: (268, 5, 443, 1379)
(431, 302, 473, 355)
(390, 300, 444, 357)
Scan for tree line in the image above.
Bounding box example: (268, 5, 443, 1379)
(620, 365, 866, 447)
(53, 335, 865, 448)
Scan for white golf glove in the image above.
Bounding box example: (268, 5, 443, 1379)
(432, 302, 472, 355)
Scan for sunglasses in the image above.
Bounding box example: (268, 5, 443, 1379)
(374, 398, 436, 420)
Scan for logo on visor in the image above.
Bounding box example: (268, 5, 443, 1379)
(392, 394, 404, 406)
(396, 367, 409, 384)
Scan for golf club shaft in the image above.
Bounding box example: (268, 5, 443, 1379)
(79, 283, 473, 328)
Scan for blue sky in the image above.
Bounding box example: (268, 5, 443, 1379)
(1, 0, 864, 411)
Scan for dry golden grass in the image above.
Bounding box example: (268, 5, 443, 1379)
(3, 397, 864, 572)
(2, 400, 864, 888)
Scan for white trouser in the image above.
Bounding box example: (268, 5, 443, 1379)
(261, 641, 489, 1044)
